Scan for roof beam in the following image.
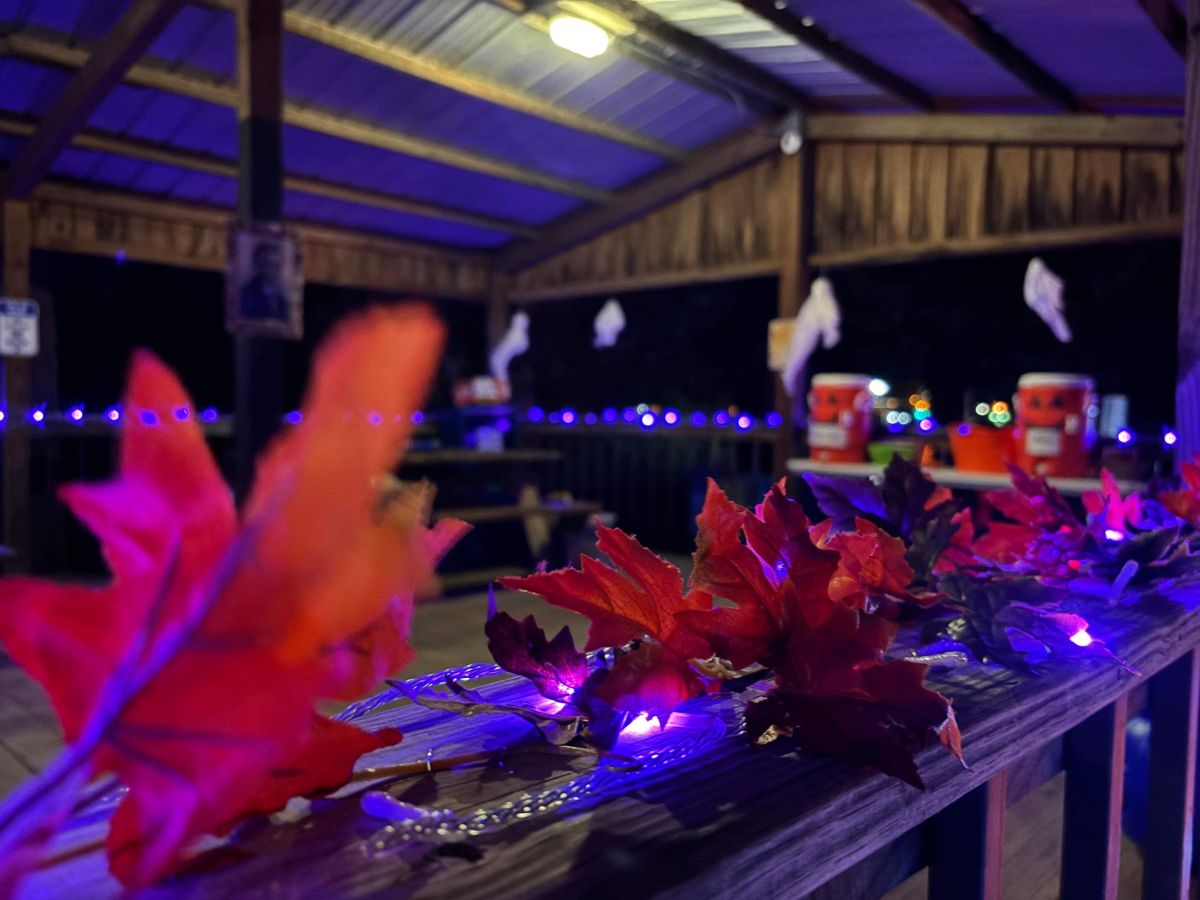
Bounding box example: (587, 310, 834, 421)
(909, 0, 1081, 111)
(4, 0, 189, 198)
(497, 125, 780, 271)
(0, 113, 538, 237)
(1138, 0, 1189, 59)
(552, 0, 816, 112)
(1, 30, 612, 203)
(200, 0, 686, 161)
(735, 0, 935, 110)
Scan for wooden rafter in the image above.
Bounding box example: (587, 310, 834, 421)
(1, 30, 611, 203)
(0, 114, 538, 237)
(909, 0, 1081, 111)
(735, 0, 935, 110)
(1139, 0, 1189, 60)
(4, 0, 189, 198)
(805, 113, 1184, 146)
(200, 0, 686, 162)
(498, 125, 780, 271)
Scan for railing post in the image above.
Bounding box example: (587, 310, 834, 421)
(1144, 649, 1200, 900)
(1061, 694, 1128, 899)
(928, 770, 1007, 900)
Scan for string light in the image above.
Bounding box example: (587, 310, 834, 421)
(602, 408, 618, 424)
(640, 412, 656, 429)
(561, 409, 577, 425)
(766, 412, 783, 429)
(663, 409, 679, 426)
(735, 414, 753, 431)
(1164, 430, 1178, 447)
(106, 406, 121, 423)
(527, 407, 545, 423)
(67, 406, 84, 422)
(284, 411, 303, 425)
(691, 412, 707, 427)
(1116, 429, 1133, 445)
(199, 408, 218, 423)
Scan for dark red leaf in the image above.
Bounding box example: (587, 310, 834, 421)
(484, 610, 589, 703)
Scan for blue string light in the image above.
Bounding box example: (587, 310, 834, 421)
(561, 408, 577, 426)
(199, 408, 218, 423)
(663, 409, 679, 426)
(766, 412, 783, 429)
(584, 412, 598, 425)
(106, 406, 121, 423)
(284, 410, 303, 426)
(527, 406, 545, 423)
(690, 412, 707, 427)
(67, 405, 84, 423)
(602, 408, 618, 424)
(713, 411, 730, 427)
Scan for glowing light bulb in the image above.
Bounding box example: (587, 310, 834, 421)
(0, 410, 6, 424)
(975, 402, 990, 416)
(68, 406, 84, 422)
(868, 378, 890, 397)
(31, 408, 45, 424)
(919, 419, 933, 432)
(549, 14, 610, 58)
(105, 407, 121, 423)
(735, 414, 752, 431)
(766, 412, 783, 429)
(561, 408, 577, 425)
(640, 412, 656, 428)
(957, 424, 971, 436)
(584, 412, 598, 425)
(1069, 628, 1093, 648)
(1165, 430, 1178, 446)
(285, 410, 303, 425)
(139, 410, 157, 426)
(1116, 429, 1133, 445)
(691, 412, 707, 427)
(368, 412, 383, 426)
(663, 409, 679, 426)
(602, 408, 618, 424)
(713, 411, 730, 427)
(1104, 528, 1126, 542)
(548, 411, 562, 424)
(411, 411, 425, 425)
(527, 407, 545, 423)
(622, 407, 637, 423)
(199, 408, 218, 423)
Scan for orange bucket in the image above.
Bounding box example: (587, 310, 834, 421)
(949, 423, 1015, 473)
(807, 373, 873, 463)
(1014, 373, 1096, 477)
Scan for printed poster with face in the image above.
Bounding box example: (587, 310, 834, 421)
(225, 223, 303, 338)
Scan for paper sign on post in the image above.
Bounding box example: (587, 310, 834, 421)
(0, 299, 38, 357)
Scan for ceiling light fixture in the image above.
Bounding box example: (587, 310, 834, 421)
(549, 14, 610, 58)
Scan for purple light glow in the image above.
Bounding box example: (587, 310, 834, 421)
(1165, 430, 1178, 446)
(919, 419, 933, 432)
(174, 407, 189, 421)
(1117, 429, 1133, 445)
(663, 409, 679, 426)
(139, 411, 157, 426)
(640, 412, 656, 429)
(602, 407, 618, 424)
(1069, 628, 1093, 648)
(584, 412, 598, 425)
(199, 408, 218, 423)
(713, 411, 730, 427)
(30, 407, 44, 424)
(1104, 528, 1126, 542)
(368, 412, 383, 426)
(496, 417, 512, 433)
(766, 412, 783, 429)
(68, 407, 84, 422)
(105, 407, 121, 423)
(411, 411, 425, 425)
(622, 408, 637, 424)
(735, 414, 753, 431)
(0, 410, 6, 424)
(561, 409, 577, 425)
(691, 412, 707, 427)
(548, 411, 562, 424)
(527, 407, 545, 423)
(957, 424, 971, 436)
(285, 410, 303, 426)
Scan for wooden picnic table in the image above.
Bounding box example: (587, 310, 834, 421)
(21, 595, 1200, 899)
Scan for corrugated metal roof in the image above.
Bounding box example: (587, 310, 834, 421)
(0, 0, 1187, 250)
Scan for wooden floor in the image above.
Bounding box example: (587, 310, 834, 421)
(0, 587, 1153, 898)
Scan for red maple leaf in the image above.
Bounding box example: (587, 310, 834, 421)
(0, 306, 466, 888)
(810, 516, 935, 610)
(1159, 456, 1200, 526)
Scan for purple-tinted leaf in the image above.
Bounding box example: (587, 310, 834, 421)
(485, 610, 589, 703)
(802, 473, 889, 533)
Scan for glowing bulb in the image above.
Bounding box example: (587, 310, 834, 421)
(549, 411, 562, 424)
(636, 403, 650, 415)
(735, 414, 752, 431)
(368, 412, 383, 426)
(691, 412, 707, 427)
(139, 410, 157, 426)
(897, 412, 911, 425)
(31, 408, 45, 423)
(285, 410, 303, 425)
(199, 408, 218, 423)
(640, 412, 656, 428)
(527, 407, 545, 423)
(602, 407, 618, 423)
(868, 378, 890, 397)
(1116, 429, 1133, 445)
(621, 712, 659, 736)
(919, 419, 933, 432)
(1165, 430, 1178, 446)
(0, 410, 6, 424)
(766, 412, 783, 428)
(975, 402, 989, 416)
(663, 409, 679, 426)
(561, 409, 577, 425)
(957, 424, 971, 436)
(411, 411, 425, 425)
(1104, 528, 1126, 542)
(584, 412, 598, 425)
(68, 406, 84, 422)
(1069, 628, 1093, 648)
(622, 407, 637, 423)
(713, 411, 730, 427)
(549, 14, 610, 58)
(105, 407, 121, 423)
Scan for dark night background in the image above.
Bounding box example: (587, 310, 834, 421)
(32, 236, 1180, 431)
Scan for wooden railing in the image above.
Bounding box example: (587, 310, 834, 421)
(516, 422, 778, 552)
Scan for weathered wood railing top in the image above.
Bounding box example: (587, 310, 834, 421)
(22, 593, 1200, 899)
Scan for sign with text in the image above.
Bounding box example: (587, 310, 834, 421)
(0, 298, 38, 357)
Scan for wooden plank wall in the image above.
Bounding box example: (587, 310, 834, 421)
(28, 183, 491, 299)
(809, 141, 1182, 267)
(510, 155, 784, 301)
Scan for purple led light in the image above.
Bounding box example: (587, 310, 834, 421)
(114, 249, 126, 265)
(691, 412, 707, 427)
(735, 414, 753, 431)
(957, 423, 971, 436)
(67, 406, 84, 422)
(411, 411, 425, 425)
(0, 410, 6, 424)
(584, 412, 598, 425)
(139, 410, 157, 426)
(1164, 430, 1178, 447)
(640, 412, 656, 429)
(713, 411, 730, 427)
(602, 407, 618, 424)
(285, 410, 303, 426)
(496, 417, 512, 433)
(548, 411, 562, 425)
(622, 408, 637, 424)
(561, 408, 577, 425)
(919, 419, 933, 432)
(199, 408, 218, 423)
(106, 407, 121, 423)
(368, 412, 383, 426)
(527, 406, 545, 423)
(1116, 429, 1133, 445)
(663, 409, 679, 426)
(766, 412, 783, 429)
(174, 407, 190, 421)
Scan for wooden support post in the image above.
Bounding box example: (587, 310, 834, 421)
(928, 771, 1007, 900)
(774, 147, 809, 478)
(1061, 694, 1128, 900)
(233, 0, 285, 495)
(1144, 649, 1199, 900)
(487, 272, 510, 355)
(1, 199, 31, 570)
(1176, 0, 1200, 456)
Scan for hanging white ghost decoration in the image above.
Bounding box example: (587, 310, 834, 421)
(593, 298, 626, 348)
(1024, 257, 1071, 343)
(783, 277, 841, 397)
(489, 310, 530, 382)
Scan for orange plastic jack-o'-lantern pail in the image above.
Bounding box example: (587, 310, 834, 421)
(1015, 373, 1097, 477)
(807, 373, 874, 463)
